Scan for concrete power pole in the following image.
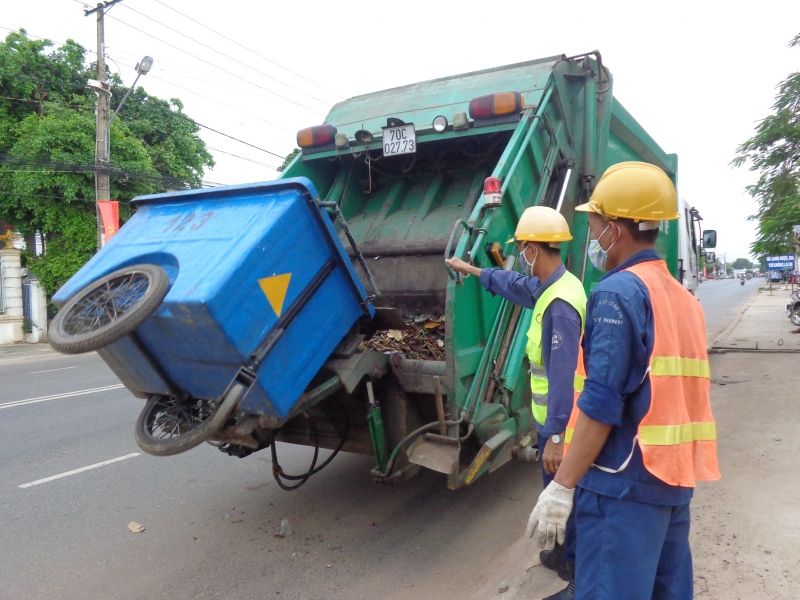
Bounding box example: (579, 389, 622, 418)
(85, 0, 124, 249)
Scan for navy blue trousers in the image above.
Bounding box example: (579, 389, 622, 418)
(574, 488, 693, 600)
(538, 433, 576, 565)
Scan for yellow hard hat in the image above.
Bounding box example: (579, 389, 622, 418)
(505, 206, 572, 244)
(575, 161, 680, 221)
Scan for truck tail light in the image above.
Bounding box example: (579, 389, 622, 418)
(483, 176, 502, 208)
(469, 92, 523, 120)
(469, 92, 524, 128)
(297, 125, 337, 148)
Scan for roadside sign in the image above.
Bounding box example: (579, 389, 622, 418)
(766, 254, 795, 270)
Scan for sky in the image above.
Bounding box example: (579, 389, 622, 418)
(3, 0, 799, 261)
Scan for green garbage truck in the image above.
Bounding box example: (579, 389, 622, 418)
(208, 52, 712, 490)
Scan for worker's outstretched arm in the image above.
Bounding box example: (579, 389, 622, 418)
(553, 411, 611, 488)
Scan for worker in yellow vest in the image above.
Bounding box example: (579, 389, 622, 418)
(525, 162, 720, 600)
(447, 206, 586, 599)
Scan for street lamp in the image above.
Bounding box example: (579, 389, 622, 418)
(106, 55, 154, 156)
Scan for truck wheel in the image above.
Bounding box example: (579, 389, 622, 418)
(49, 264, 169, 354)
(135, 390, 240, 457)
(791, 306, 800, 327)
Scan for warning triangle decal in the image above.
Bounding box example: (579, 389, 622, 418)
(258, 273, 292, 317)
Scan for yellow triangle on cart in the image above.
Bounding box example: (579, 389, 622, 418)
(258, 273, 292, 317)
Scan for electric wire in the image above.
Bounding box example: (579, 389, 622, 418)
(0, 30, 297, 158)
(0, 90, 289, 160)
(151, 0, 344, 100)
(118, 2, 333, 107)
(206, 147, 277, 170)
(144, 73, 294, 132)
(118, 61, 315, 106)
(104, 14, 328, 116)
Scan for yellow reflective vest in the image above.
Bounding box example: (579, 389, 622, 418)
(525, 270, 587, 426)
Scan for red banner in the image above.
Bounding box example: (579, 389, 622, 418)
(98, 201, 120, 244)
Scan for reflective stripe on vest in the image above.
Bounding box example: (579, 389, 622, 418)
(563, 344, 585, 447)
(525, 270, 587, 425)
(565, 260, 720, 488)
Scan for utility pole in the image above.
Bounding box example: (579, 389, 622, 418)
(85, 0, 124, 249)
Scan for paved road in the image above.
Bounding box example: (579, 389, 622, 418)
(0, 280, 762, 600)
(695, 276, 763, 341)
(0, 347, 537, 600)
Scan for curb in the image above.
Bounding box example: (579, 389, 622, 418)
(708, 292, 759, 350)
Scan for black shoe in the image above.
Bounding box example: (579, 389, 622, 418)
(542, 580, 575, 600)
(539, 546, 573, 582)
(539, 544, 565, 572)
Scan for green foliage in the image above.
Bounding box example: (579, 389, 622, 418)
(731, 257, 753, 270)
(732, 33, 800, 257)
(277, 148, 300, 172)
(0, 29, 214, 298)
(111, 87, 213, 188)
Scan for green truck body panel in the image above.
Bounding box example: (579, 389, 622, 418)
(278, 54, 685, 486)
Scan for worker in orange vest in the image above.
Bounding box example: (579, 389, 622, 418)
(525, 162, 720, 599)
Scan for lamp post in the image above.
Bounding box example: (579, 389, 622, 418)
(105, 56, 153, 160)
(90, 55, 153, 248)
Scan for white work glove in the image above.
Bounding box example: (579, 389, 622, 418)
(525, 481, 575, 550)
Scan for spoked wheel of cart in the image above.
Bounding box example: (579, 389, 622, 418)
(49, 264, 170, 354)
(135, 386, 242, 456)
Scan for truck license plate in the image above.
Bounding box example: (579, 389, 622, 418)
(382, 125, 416, 156)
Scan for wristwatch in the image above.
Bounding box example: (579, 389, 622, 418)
(550, 434, 563, 444)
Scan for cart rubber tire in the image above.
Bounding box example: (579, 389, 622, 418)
(134, 388, 241, 457)
(49, 264, 169, 354)
(791, 306, 800, 327)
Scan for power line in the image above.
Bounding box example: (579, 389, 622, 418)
(206, 147, 277, 170)
(0, 88, 289, 160)
(151, 0, 344, 100)
(193, 122, 286, 159)
(121, 61, 317, 106)
(105, 14, 328, 116)
(3, 192, 131, 203)
(119, 2, 333, 107)
(145, 73, 294, 132)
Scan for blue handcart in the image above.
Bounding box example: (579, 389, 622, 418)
(50, 179, 377, 466)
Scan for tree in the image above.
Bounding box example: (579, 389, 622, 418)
(277, 148, 300, 172)
(0, 30, 213, 297)
(732, 33, 800, 257)
(731, 258, 753, 270)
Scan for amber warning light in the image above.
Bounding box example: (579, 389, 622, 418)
(297, 124, 337, 149)
(469, 92, 523, 120)
(483, 176, 502, 208)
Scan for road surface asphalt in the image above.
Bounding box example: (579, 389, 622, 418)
(0, 281, 760, 600)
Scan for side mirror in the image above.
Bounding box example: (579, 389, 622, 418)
(704, 251, 716, 263)
(702, 230, 717, 249)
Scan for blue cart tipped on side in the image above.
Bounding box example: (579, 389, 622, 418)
(50, 178, 380, 462)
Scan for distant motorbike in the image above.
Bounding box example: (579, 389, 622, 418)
(740, 278, 745, 286)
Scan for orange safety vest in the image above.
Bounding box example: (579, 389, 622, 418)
(564, 260, 720, 488)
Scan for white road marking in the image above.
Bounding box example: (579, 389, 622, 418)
(0, 384, 125, 410)
(29, 366, 79, 374)
(18, 453, 140, 489)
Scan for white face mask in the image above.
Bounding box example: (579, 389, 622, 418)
(519, 244, 539, 276)
(587, 223, 618, 272)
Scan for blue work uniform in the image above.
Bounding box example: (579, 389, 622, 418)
(480, 264, 582, 564)
(575, 249, 694, 600)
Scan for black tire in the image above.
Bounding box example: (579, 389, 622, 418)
(791, 306, 800, 327)
(134, 386, 242, 457)
(49, 264, 169, 354)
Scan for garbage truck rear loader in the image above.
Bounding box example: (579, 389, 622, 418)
(50, 52, 705, 490)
